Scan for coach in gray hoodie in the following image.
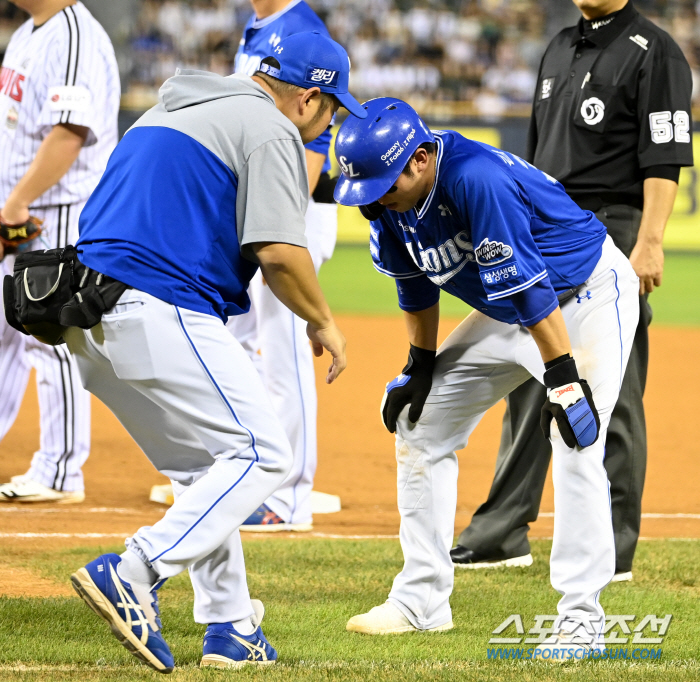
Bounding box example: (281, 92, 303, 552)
(68, 31, 365, 673)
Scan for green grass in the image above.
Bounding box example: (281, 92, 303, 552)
(1, 539, 699, 680)
(320, 245, 700, 325)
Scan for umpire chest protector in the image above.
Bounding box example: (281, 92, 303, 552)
(528, 1, 694, 209)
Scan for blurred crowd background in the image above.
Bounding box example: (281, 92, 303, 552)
(2, 0, 700, 119)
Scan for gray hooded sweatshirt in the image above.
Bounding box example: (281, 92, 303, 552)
(78, 70, 309, 320)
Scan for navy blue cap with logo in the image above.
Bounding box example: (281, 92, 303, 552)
(259, 31, 366, 119)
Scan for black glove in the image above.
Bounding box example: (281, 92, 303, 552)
(540, 354, 600, 449)
(359, 201, 386, 221)
(381, 344, 436, 433)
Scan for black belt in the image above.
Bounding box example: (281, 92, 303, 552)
(557, 285, 585, 306)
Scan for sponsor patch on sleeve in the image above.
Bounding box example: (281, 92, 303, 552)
(480, 262, 521, 287)
(305, 66, 339, 88)
(48, 85, 92, 112)
(475, 237, 513, 265)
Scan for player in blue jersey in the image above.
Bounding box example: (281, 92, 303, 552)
(229, 0, 342, 532)
(65, 33, 365, 672)
(334, 99, 640, 659)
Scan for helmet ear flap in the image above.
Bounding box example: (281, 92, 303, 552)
(359, 202, 386, 221)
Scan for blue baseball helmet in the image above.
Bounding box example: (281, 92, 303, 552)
(333, 98, 434, 206)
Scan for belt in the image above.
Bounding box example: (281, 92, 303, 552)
(557, 285, 585, 306)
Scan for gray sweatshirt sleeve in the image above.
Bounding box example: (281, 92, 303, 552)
(236, 138, 309, 248)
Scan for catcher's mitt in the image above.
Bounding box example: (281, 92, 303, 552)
(0, 215, 44, 252)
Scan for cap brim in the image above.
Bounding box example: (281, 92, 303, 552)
(336, 92, 368, 119)
(334, 172, 396, 207)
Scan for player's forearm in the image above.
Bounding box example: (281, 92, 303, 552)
(2, 124, 87, 218)
(305, 149, 325, 195)
(526, 306, 572, 364)
(637, 177, 678, 247)
(252, 241, 334, 328)
(403, 303, 439, 351)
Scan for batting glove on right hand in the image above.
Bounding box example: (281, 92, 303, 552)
(381, 344, 436, 433)
(540, 354, 600, 449)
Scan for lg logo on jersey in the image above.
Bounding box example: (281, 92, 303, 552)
(581, 97, 605, 126)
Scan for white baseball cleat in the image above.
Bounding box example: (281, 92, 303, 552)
(346, 601, 453, 635)
(611, 571, 633, 583)
(533, 629, 601, 663)
(0, 475, 85, 504)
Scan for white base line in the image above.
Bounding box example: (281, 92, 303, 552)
(0, 533, 127, 539)
(537, 512, 700, 520)
(0, 507, 143, 514)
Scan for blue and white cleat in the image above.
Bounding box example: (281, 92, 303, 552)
(201, 599, 277, 669)
(70, 553, 174, 673)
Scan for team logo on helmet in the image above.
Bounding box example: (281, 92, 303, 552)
(475, 238, 513, 266)
(338, 155, 360, 178)
(581, 97, 605, 125)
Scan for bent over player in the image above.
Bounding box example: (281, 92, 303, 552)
(0, 0, 119, 502)
(67, 33, 364, 672)
(334, 99, 639, 657)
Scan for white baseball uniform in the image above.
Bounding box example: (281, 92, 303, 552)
(0, 2, 119, 492)
(226, 0, 338, 527)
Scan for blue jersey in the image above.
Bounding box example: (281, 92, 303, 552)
(234, 0, 332, 172)
(371, 131, 607, 326)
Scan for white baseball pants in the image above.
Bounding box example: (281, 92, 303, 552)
(0, 202, 90, 492)
(65, 290, 292, 623)
(388, 236, 639, 639)
(227, 199, 337, 524)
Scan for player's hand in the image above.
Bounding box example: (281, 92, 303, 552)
(0, 204, 43, 252)
(381, 345, 436, 433)
(307, 320, 346, 384)
(539, 355, 600, 449)
(629, 239, 663, 295)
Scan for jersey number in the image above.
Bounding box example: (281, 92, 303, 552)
(649, 111, 690, 144)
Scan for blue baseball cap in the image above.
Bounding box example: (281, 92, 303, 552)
(260, 31, 366, 119)
(334, 98, 434, 206)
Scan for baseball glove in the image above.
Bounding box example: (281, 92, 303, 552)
(0, 215, 44, 253)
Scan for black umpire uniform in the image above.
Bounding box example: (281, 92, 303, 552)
(453, 1, 693, 574)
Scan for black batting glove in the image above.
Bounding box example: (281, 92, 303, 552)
(381, 344, 436, 433)
(540, 354, 601, 449)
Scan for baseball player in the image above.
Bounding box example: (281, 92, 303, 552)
(334, 99, 639, 658)
(453, 0, 694, 582)
(67, 32, 364, 671)
(230, 0, 340, 531)
(0, 0, 119, 503)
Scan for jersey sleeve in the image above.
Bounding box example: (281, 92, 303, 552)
(35, 11, 118, 145)
(237, 139, 309, 248)
(369, 218, 440, 312)
(453, 155, 558, 324)
(636, 41, 694, 169)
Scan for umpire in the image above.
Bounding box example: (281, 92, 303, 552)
(452, 0, 693, 580)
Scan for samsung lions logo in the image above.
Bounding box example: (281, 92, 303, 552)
(306, 66, 339, 87)
(475, 238, 513, 265)
(581, 97, 605, 125)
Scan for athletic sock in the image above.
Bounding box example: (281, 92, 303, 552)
(232, 617, 256, 635)
(117, 548, 158, 586)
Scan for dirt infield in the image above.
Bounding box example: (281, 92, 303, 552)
(1, 316, 698, 589)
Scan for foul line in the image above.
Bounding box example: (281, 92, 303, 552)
(537, 512, 700, 520)
(0, 507, 145, 514)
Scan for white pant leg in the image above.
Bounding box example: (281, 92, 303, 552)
(227, 199, 338, 525)
(536, 239, 639, 638)
(1, 204, 91, 492)
(389, 314, 529, 629)
(0, 256, 32, 441)
(65, 291, 292, 589)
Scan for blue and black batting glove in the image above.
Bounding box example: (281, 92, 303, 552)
(540, 354, 600, 449)
(381, 344, 436, 433)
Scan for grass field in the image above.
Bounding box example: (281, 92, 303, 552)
(2, 247, 699, 680)
(320, 245, 700, 325)
(1, 539, 700, 680)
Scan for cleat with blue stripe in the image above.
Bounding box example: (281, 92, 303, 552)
(70, 553, 174, 673)
(201, 599, 277, 668)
